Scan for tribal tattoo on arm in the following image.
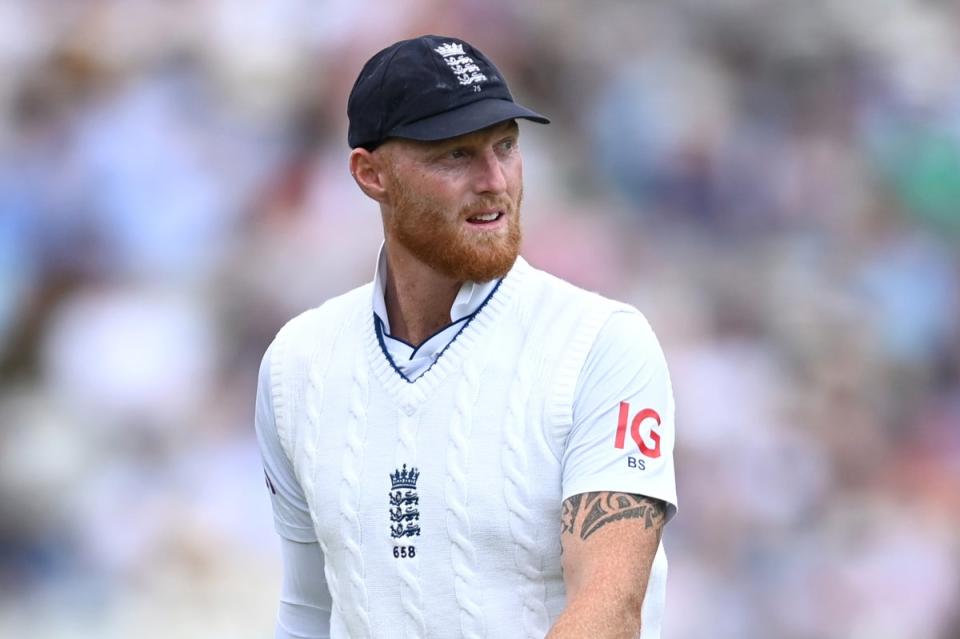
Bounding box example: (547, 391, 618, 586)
(561, 492, 667, 541)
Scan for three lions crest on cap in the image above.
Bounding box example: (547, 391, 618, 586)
(434, 42, 488, 92)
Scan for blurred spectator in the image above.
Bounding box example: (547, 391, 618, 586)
(0, 1, 958, 637)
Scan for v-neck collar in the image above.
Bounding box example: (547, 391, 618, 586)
(363, 256, 531, 410)
(374, 278, 503, 384)
(372, 243, 501, 333)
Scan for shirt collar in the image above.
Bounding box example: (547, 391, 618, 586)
(372, 242, 500, 335)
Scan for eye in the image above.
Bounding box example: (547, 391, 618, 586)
(497, 137, 517, 153)
(447, 148, 468, 160)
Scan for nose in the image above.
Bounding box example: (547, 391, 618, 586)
(471, 148, 507, 195)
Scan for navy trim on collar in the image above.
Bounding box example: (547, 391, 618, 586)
(374, 314, 414, 383)
(380, 315, 472, 360)
(373, 278, 504, 384)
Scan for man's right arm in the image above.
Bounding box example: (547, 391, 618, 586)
(255, 344, 332, 638)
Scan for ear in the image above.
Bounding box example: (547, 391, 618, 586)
(350, 147, 389, 203)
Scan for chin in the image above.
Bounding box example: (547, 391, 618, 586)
(424, 237, 520, 282)
(391, 200, 522, 282)
(459, 253, 517, 282)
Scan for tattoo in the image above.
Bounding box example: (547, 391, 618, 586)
(560, 492, 666, 541)
(561, 493, 583, 535)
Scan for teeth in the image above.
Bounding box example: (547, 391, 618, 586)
(470, 212, 499, 222)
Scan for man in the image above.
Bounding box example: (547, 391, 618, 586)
(255, 35, 677, 638)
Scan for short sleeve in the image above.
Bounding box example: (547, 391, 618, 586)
(562, 311, 678, 521)
(255, 343, 318, 542)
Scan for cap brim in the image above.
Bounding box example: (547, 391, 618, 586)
(387, 98, 549, 142)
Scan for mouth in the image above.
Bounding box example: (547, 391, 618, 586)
(465, 210, 505, 228)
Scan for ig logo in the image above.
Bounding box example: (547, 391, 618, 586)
(614, 401, 662, 458)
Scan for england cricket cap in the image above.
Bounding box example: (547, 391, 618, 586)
(347, 35, 550, 150)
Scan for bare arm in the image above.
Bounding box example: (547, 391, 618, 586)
(546, 492, 667, 639)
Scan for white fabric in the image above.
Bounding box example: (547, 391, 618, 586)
(255, 256, 677, 638)
(276, 538, 332, 639)
(256, 351, 317, 543)
(371, 244, 500, 381)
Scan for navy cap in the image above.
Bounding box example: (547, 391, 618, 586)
(347, 35, 550, 150)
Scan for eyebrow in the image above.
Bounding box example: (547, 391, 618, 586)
(488, 120, 520, 138)
(436, 121, 519, 148)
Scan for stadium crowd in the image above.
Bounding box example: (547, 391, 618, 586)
(0, 1, 958, 637)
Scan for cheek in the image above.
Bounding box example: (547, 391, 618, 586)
(508, 160, 524, 216)
(508, 156, 523, 191)
(422, 177, 470, 211)
(392, 172, 445, 207)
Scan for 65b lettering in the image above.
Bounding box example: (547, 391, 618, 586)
(393, 546, 416, 559)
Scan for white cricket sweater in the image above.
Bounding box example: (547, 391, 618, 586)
(266, 256, 677, 638)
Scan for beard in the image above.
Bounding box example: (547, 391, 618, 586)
(385, 175, 523, 282)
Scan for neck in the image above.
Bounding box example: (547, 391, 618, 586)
(383, 240, 462, 346)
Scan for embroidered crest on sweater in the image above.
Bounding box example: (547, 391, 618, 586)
(390, 464, 421, 557)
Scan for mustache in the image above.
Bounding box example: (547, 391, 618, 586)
(457, 196, 517, 216)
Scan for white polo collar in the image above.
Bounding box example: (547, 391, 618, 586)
(372, 243, 499, 334)
(371, 243, 500, 379)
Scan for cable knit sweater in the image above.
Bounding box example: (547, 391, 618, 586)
(266, 257, 675, 638)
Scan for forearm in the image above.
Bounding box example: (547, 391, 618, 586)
(546, 577, 644, 639)
(549, 492, 667, 639)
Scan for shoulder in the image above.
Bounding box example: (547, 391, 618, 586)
(593, 310, 664, 361)
(273, 282, 373, 347)
(578, 309, 670, 403)
(260, 282, 373, 448)
(517, 261, 671, 400)
(513, 257, 634, 323)
(264, 281, 373, 375)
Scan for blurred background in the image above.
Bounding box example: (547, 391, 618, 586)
(1, 0, 958, 637)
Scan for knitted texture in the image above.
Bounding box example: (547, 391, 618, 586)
(269, 259, 638, 637)
(502, 320, 550, 637)
(445, 358, 488, 638)
(337, 345, 372, 637)
(271, 303, 350, 630)
(304, 323, 347, 630)
(396, 408, 427, 636)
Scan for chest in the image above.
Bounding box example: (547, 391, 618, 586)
(292, 350, 564, 564)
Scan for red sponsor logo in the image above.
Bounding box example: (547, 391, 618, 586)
(614, 402, 662, 458)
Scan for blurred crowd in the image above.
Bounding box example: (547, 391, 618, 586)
(1, 1, 959, 637)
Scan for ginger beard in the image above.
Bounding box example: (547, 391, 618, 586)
(384, 168, 523, 282)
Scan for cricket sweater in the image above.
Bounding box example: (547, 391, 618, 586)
(263, 256, 677, 638)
